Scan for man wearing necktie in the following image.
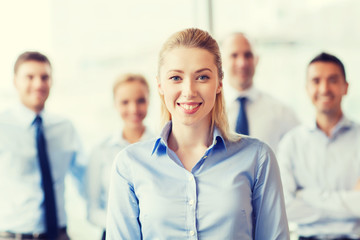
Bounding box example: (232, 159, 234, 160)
(0, 52, 86, 240)
(221, 32, 299, 152)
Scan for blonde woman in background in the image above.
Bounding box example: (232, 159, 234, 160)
(106, 28, 289, 240)
(86, 73, 154, 240)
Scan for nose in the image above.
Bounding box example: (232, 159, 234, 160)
(33, 76, 45, 88)
(235, 55, 247, 68)
(319, 80, 330, 93)
(182, 79, 196, 98)
(129, 102, 138, 113)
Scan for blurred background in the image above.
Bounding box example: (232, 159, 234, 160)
(1, 0, 359, 239)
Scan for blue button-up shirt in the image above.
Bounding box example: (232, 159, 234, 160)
(106, 122, 289, 239)
(0, 104, 86, 233)
(278, 116, 360, 237)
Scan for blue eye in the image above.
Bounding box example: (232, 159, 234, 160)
(198, 75, 209, 80)
(170, 76, 181, 81)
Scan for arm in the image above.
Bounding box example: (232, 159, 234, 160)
(106, 150, 141, 240)
(297, 188, 360, 219)
(277, 135, 324, 224)
(252, 143, 290, 240)
(86, 148, 107, 228)
(277, 136, 360, 224)
(68, 127, 87, 197)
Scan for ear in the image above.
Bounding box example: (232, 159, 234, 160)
(216, 80, 223, 94)
(157, 76, 164, 95)
(343, 81, 349, 95)
(254, 55, 259, 67)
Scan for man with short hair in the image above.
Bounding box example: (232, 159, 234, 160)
(278, 52, 360, 239)
(0, 51, 86, 240)
(221, 32, 299, 151)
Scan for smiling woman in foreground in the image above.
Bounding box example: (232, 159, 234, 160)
(105, 28, 289, 240)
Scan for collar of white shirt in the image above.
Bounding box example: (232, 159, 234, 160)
(13, 103, 45, 129)
(223, 83, 260, 104)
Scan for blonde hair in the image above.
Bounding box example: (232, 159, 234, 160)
(113, 73, 149, 98)
(157, 28, 239, 142)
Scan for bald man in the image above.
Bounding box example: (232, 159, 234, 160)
(222, 32, 299, 151)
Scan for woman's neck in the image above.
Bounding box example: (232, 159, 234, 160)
(123, 124, 145, 144)
(168, 119, 212, 171)
(169, 120, 212, 149)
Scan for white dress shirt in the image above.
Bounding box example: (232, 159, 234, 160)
(225, 85, 299, 152)
(0, 104, 86, 234)
(86, 127, 154, 228)
(277, 116, 360, 237)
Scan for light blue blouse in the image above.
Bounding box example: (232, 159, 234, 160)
(106, 122, 289, 239)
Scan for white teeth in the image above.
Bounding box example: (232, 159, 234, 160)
(180, 104, 199, 110)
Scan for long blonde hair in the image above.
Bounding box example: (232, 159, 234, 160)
(157, 28, 238, 142)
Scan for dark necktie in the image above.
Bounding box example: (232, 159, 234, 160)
(34, 115, 58, 239)
(235, 97, 249, 135)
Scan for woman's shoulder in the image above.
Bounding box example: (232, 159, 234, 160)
(226, 135, 268, 150)
(225, 135, 275, 164)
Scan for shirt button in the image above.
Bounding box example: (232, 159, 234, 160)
(189, 199, 194, 206)
(189, 230, 195, 236)
(203, 155, 207, 159)
(188, 175, 193, 181)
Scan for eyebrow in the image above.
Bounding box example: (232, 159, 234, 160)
(328, 74, 340, 78)
(310, 73, 340, 79)
(195, 68, 212, 73)
(167, 70, 184, 74)
(167, 68, 213, 74)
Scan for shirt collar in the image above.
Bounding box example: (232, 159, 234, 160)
(14, 103, 45, 128)
(226, 84, 260, 103)
(152, 121, 172, 155)
(212, 127, 227, 150)
(308, 115, 354, 135)
(151, 121, 226, 155)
